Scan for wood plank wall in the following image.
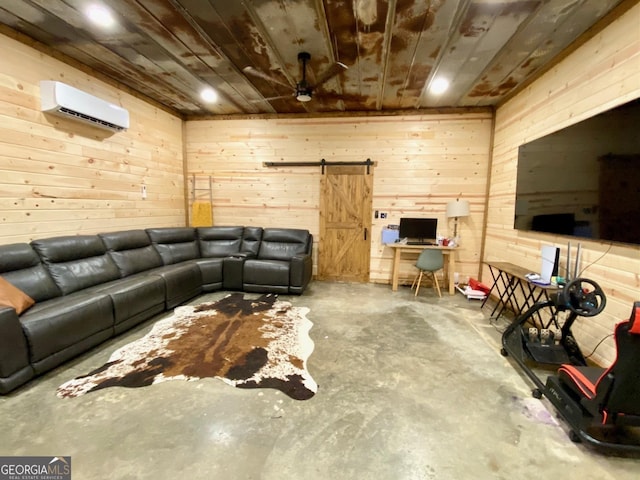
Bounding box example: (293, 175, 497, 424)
(6, 5, 635, 369)
(186, 113, 493, 284)
(485, 3, 640, 366)
(0, 33, 185, 245)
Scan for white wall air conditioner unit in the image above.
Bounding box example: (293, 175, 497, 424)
(40, 80, 130, 132)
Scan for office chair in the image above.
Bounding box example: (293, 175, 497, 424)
(411, 249, 444, 298)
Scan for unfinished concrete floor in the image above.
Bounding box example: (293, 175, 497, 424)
(1, 281, 637, 479)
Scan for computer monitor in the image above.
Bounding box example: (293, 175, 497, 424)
(399, 218, 438, 244)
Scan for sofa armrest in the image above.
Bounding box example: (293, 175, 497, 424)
(0, 307, 33, 389)
(223, 255, 248, 290)
(289, 253, 313, 293)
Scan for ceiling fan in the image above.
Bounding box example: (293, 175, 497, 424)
(243, 52, 347, 103)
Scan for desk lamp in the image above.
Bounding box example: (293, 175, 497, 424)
(446, 199, 470, 239)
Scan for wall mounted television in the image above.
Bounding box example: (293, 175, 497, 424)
(514, 98, 640, 246)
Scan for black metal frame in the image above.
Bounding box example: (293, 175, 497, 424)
(482, 262, 558, 324)
(263, 158, 374, 174)
(501, 295, 640, 454)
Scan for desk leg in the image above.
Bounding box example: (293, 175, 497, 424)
(487, 269, 512, 319)
(482, 266, 498, 309)
(391, 248, 402, 291)
(448, 252, 455, 295)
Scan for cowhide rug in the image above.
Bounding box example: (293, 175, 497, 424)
(57, 293, 317, 400)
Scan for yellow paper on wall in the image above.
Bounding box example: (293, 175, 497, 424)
(191, 201, 213, 227)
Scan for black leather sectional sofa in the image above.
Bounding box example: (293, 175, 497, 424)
(0, 226, 313, 394)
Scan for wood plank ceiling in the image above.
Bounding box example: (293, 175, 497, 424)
(0, 0, 631, 118)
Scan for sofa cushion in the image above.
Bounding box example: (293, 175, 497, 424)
(99, 229, 151, 251)
(147, 263, 202, 309)
(31, 236, 120, 295)
(89, 275, 165, 328)
(258, 228, 311, 261)
(197, 226, 243, 257)
(0, 277, 34, 314)
(20, 292, 114, 366)
(100, 230, 163, 277)
(146, 228, 199, 265)
(0, 243, 61, 302)
(244, 259, 290, 285)
(32, 235, 106, 263)
(242, 227, 263, 255)
(192, 258, 224, 287)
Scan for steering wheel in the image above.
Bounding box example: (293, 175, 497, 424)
(561, 278, 606, 317)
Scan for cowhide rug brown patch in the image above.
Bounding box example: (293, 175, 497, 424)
(57, 293, 316, 400)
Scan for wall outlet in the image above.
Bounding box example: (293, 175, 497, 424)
(380, 212, 387, 219)
(141, 185, 147, 199)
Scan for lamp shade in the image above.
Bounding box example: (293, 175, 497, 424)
(446, 199, 470, 218)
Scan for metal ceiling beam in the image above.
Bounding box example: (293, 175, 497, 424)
(376, 0, 397, 111)
(416, 0, 472, 109)
(164, 0, 273, 114)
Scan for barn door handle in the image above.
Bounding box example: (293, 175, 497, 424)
(364, 227, 368, 240)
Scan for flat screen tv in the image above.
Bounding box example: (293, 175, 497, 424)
(514, 98, 640, 245)
(399, 218, 437, 244)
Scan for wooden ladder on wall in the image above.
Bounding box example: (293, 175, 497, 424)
(190, 174, 214, 226)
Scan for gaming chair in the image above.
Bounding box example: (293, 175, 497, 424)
(557, 301, 640, 427)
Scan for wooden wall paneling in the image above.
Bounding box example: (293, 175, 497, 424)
(484, 3, 640, 366)
(186, 113, 493, 286)
(0, 32, 185, 244)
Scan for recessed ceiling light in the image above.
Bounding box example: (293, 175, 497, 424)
(85, 4, 115, 29)
(430, 77, 449, 95)
(201, 87, 218, 103)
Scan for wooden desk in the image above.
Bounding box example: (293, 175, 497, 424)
(482, 261, 560, 320)
(387, 244, 457, 295)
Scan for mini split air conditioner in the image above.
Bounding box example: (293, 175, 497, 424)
(40, 80, 130, 132)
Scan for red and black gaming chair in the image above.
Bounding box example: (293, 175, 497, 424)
(557, 301, 640, 428)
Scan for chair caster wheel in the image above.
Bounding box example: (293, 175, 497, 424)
(569, 430, 581, 443)
(500, 348, 508, 357)
(532, 388, 542, 399)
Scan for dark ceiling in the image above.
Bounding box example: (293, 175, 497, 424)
(0, 0, 631, 118)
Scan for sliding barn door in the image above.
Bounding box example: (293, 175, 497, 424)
(318, 165, 373, 282)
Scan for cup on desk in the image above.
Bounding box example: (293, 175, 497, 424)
(442, 238, 450, 246)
